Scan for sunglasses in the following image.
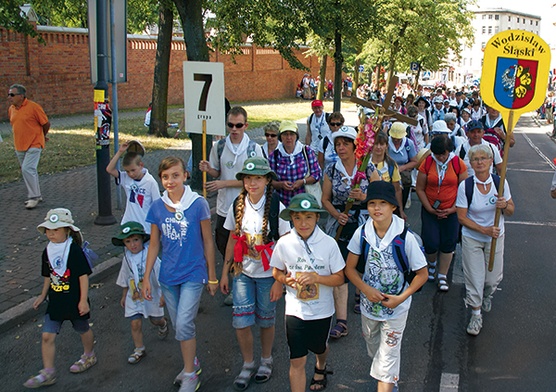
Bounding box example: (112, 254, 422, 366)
(7, 93, 20, 97)
(265, 133, 278, 138)
(227, 122, 245, 129)
(329, 122, 343, 127)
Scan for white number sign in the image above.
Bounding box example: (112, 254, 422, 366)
(183, 61, 226, 136)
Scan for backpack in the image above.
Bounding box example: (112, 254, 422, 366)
(233, 191, 281, 241)
(215, 138, 258, 169)
(308, 112, 331, 126)
(356, 225, 424, 293)
(464, 174, 500, 207)
(423, 154, 463, 176)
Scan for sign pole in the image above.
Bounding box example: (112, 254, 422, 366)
(488, 111, 514, 271)
(202, 119, 207, 198)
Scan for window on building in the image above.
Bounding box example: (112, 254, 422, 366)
(463, 58, 466, 66)
(530, 20, 533, 25)
(523, 19, 526, 24)
(536, 21, 539, 26)
(482, 26, 486, 34)
(508, 16, 511, 22)
(481, 42, 486, 49)
(482, 14, 486, 20)
(495, 26, 499, 33)
(495, 14, 499, 20)
(517, 18, 519, 23)
(488, 14, 493, 20)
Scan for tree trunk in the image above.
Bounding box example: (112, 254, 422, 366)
(149, 1, 173, 137)
(353, 58, 360, 93)
(333, 29, 342, 112)
(317, 55, 327, 101)
(173, 0, 211, 190)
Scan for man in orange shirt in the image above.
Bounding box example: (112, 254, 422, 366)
(8, 84, 50, 209)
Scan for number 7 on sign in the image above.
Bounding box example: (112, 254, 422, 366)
(193, 73, 212, 111)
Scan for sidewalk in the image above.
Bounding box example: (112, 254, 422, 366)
(0, 104, 362, 333)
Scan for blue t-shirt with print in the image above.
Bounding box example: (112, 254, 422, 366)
(146, 198, 211, 286)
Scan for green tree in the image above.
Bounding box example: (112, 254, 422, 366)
(1, 1, 43, 41)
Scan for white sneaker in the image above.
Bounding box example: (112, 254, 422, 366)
(174, 357, 202, 386)
(466, 313, 483, 336)
(482, 297, 492, 313)
(25, 199, 39, 209)
(178, 373, 200, 392)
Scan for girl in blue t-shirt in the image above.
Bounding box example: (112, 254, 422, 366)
(142, 156, 218, 392)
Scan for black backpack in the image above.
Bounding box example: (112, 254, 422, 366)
(232, 192, 281, 241)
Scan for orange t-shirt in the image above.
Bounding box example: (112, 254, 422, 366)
(9, 99, 49, 151)
(418, 156, 467, 209)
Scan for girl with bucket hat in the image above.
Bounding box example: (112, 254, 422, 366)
(24, 208, 96, 388)
(220, 157, 290, 390)
(345, 182, 427, 392)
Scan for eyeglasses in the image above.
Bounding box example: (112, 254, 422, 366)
(265, 133, 278, 138)
(227, 122, 245, 129)
(471, 157, 491, 163)
(7, 93, 20, 97)
(329, 122, 343, 127)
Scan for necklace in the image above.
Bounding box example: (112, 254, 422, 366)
(247, 195, 265, 212)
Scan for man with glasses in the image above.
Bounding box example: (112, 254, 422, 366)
(199, 107, 263, 302)
(455, 120, 503, 177)
(8, 84, 50, 209)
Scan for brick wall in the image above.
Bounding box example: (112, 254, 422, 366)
(0, 26, 334, 122)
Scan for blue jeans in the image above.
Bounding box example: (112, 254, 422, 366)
(160, 281, 203, 341)
(232, 274, 276, 329)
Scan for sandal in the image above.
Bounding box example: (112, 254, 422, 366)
(233, 363, 256, 391)
(158, 318, 169, 339)
(254, 357, 272, 384)
(69, 353, 97, 373)
(329, 321, 348, 339)
(128, 348, 146, 364)
(310, 365, 333, 391)
(353, 294, 361, 314)
(23, 369, 56, 388)
(428, 263, 437, 282)
(438, 277, 449, 292)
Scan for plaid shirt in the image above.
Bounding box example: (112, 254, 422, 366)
(269, 146, 322, 206)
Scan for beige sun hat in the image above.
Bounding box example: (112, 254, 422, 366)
(37, 208, 83, 243)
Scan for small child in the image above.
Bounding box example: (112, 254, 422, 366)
(112, 221, 169, 364)
(270, 193, 345, 392)
(345, 181, 427, 392)
(24, 208, 96, 389)
(142, 156, 219, 392)
(106, 141, 161, 233)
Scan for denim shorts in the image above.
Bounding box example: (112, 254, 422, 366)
(127, 313, 165, 322)
(42, 313, 90, 334)
(160, 281, 203, 341)
(232, 274, 277, 329)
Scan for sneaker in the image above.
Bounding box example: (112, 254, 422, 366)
(23, 369, 56, 388)
(69, 353, 97, 373)
(174, 357, 202, 386)
(128, 348, 146, 364)
(466, 314, 483, 336)
(224, 292, 234, 306)
(25, 199, 39, 209)
(178, 373, 200, 392)
(482, 297, 492, 313)
(158, 318, 169, 339)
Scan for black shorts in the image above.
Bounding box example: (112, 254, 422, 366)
(286, 315, 332, 359)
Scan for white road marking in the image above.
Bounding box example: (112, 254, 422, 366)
(506, 220, 556, 227)
(507, 168, 553, 173)
(440, 373, 459, 391)
(521, 132, 556, 170)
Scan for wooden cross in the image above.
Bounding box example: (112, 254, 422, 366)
(350, 76, 418, 126)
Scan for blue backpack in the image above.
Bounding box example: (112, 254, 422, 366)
(357, 225, 423, 293)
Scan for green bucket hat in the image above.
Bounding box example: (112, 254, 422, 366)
(112, 221, 150, 246)
(279, 193, 328, 221)
(236, 157, 277, 180)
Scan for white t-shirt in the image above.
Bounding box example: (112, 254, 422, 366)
(456, 178, 511, 243)
(308, 114, 331, 152)
(119, 169, 161, 234)
(455, 140, 502, 177)
(270, 226, 345, 320)
(116, 246, 164, 318)
(224, 194, 290, 278)
(209, 136, 263, 217)
(347, 215, 427, 321)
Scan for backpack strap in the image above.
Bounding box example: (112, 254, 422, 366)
(247, 140, 258, 158)
(323, 136, 330, 154)
(215, 138, 226, 168)
(459, 146, 467, 160)
(357, 225, 369, 274)
(465, 176, 474, 207)
(392, 226, 410, 275)
(451, 155, 461, 176)
(269, 192, 281, 241)
(424, 155, 434, 173)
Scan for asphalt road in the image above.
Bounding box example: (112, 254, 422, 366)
(2, 115, 556, 392)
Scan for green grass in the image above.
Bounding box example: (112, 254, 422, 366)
(0, 99, 355, 184)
